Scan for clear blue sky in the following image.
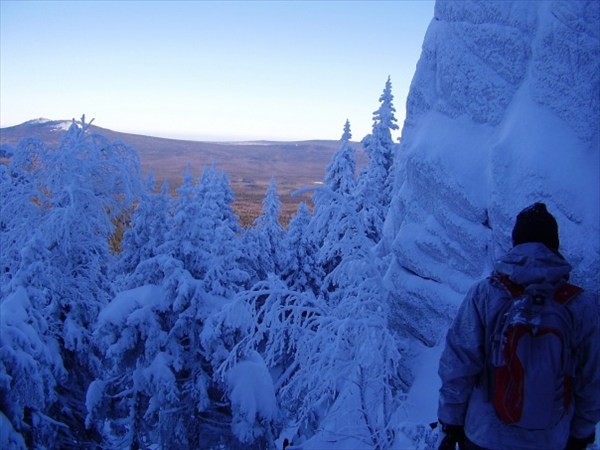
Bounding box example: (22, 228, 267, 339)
(1, 0, 435, 141)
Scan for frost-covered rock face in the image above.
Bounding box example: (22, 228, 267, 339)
(384, 0, 600, 346)
(406, 0, 535, 127)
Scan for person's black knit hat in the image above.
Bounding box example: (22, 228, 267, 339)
(512, 202, 559, 250)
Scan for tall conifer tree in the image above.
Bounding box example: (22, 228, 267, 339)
(358, 77, 399, 242)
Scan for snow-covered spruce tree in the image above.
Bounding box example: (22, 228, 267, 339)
(310, 121, 369, 291)
(357, 77, 399, 243)
(197, 168, 251, 296)
(161, 166, 207, 279)
(318, 204, 373, 303)
(280, 202, 324, 296)
(1, 117, 142, 447)
(201, 275, 314, 447)
(324, 119, 357, 196)
(89, 166, 253, 448)
(159, 166, 249, 296)
(243, 178, 286, 281)
(288, 243, 403, 448)
(114, 173, 172, 290)
(43, 118, 142, 447)
(87, 263, 222, 449)
(212, 253, 404, 448)
(1, 143, 67, 448)
(0, 138, 51, 289)
(1, 287, 65, 449)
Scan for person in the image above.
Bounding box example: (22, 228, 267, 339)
(437, 203, 600, 450)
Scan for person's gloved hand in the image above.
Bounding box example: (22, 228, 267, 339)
(437, 422, 465, 450)
(565, 433, 595, 450)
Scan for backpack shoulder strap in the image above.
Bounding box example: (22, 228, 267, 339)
(489, 273, 523, 299)
(489, 273, 582, 305)
(553, 283, 582, 305)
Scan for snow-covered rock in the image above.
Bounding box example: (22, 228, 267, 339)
(384, 0, 599, 346)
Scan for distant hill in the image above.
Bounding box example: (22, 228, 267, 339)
(1, 118, 366, 225)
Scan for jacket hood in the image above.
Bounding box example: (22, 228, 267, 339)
(493, 243, 572, 294)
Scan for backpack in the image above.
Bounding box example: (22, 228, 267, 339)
(488, 274, 582, 430)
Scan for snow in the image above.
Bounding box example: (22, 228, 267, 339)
(0, 412, 26, 450)
(52, 121, 72, 131)
(384, 0, 598, 445)
(227, 350, 278, 443)
(383, 0, 600, 352)
(25, 118, 52, 124)
(143, 352, 179, 416)
(227, 351, 277, 422)
(22, 117, 73, 131)
(1, 0, 598, 448)
(98, 284, 165, 326)
(402, 341, 445, 425)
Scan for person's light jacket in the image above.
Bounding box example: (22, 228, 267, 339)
(438, 242, 600, 450)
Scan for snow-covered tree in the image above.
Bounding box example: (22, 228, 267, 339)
(210, 253, 404, 448)
(284, 242, 403, 447)
(310, 121, 369, 285)
(159, 166, 249, 296)
(196, 168, 250, 296)
(244, 178, 286, 281)
(358, 77, 399, 242)
(281, 202, 323, 295)
(0, 288, 65, 449)
(1, 116, 142, 447)
(201, 276, 300, 446)
(115, 174, 172, 289)
(33, 117, 141, 349)
(0, 138, 50, 289)
(89, 165, 254, 446)
(161, 166, 207, 278)
(324, 119, 357, 196)
(88, 263, 218, 448)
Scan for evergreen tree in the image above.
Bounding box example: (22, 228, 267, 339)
(244, 178, 286, 281)
(0, 139, 50, 289)
(1, 117, 142, 447)
(116, 174, 172, 290)
(211, 249, 403, 447)
(89, 169, 248, 448)
(196, 169, 250, 296)
(357, 77, 399, 242)
(1, 287, 65, 449)
(88, 266, 217, 448)
(281, 202, 323, 295)
(311, 121, 368, 284)
(163, 166, 207, 278)
(324, 119, 356, 196)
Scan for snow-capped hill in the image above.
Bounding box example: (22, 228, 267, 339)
(24, 117, 72, 127)
(24, 118, 53, 124)
(53, 120, 73, 131)
(9, 117, 75, 134)
(384, 0, 599, 346)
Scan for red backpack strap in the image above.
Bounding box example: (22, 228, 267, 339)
(553, 283, 582, 305)
(490, 273, 524, 299)
(490, 273, 582, 305)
